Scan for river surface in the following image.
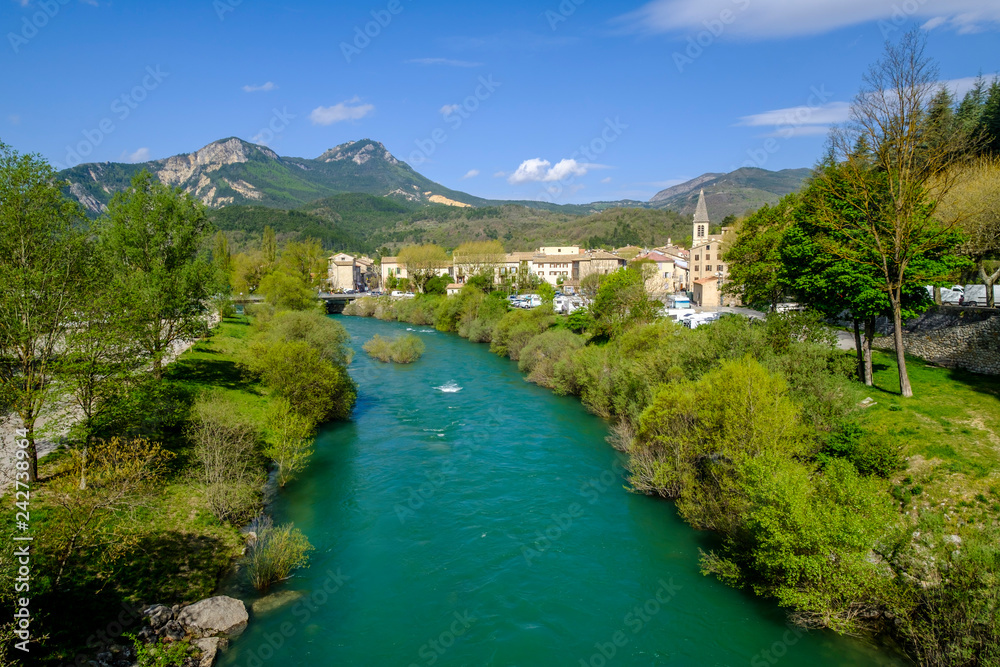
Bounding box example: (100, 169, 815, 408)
(219, 316, 906, 667)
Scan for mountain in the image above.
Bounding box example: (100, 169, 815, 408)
(59, 137, 489, 215)
(649, 167, 812, 219)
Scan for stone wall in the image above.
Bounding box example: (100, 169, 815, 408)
(872, 307, 1000, 375)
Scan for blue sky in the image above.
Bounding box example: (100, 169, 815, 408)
(1, 0, 998, 204)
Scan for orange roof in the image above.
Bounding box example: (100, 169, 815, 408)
(694, 276, 720, 285)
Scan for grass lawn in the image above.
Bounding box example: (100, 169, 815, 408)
(33, 315, 272, 663)
(861, 350, 1000, 526)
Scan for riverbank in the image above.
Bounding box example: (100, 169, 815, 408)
(12, 315, 287, 664)
(343, 291, 1000, 666)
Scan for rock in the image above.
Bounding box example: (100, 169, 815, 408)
(251, 590, 305, 616)
(194, 637, 227, 667)
(945, 534, 962, 545)
(178, 596, 249, 638)
(144, 604, 173, 630)
(162, 620, 186, 642)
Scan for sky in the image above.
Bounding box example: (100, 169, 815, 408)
(1, 0, 998, 205)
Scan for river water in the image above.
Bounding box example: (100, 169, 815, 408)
(218, 316, 906, 667)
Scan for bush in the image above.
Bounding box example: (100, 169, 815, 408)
(490, 305, 555, 360)
(186, 392, 264, 524)
(518, 329, 584, 389)
(241, 339, 356, 423)
(818, 422, 903, 478)
(129, 634, 195, 667)
(363, 334, 426, 364)
(253, 309, 352, 366)
(265, 397, 316, 487)
(242, 516, 313, 592)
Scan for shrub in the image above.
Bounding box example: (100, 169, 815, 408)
(265, 397, 316, 487)
(818, 422, 903, 478)
(186, 392, 264, 524)
(128, 634, 195, 667)
(242, 516, 313, 592)
(363, 334, 425, 364)
(253, 309, 352, 366)
(518, 329, 584, 389)
(241, 339, 357, 423)
(257, 269, 316, 311)
(490, 305, 555, 360)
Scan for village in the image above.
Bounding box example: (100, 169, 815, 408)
(326, 189, 735, 315)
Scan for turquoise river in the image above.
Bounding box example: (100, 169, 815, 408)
(218, 315, 908, 667)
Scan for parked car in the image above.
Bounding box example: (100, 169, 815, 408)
(960, 284, 999, 306)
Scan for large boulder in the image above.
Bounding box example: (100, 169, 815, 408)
(178, 596, 248, 638)
(195, 636, 228, 667)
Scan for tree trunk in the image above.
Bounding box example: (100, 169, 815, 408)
(890, 297, 913, 397)
(863, 318, 875, 387)
(933, 285, 941, 305)
(853, 318, 865, 383)
(26, 432, 38, 483)
(981, 264, 999, 309)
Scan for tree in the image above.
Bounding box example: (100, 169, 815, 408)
(262, 225, 277, 266)
(722, 196, 797, 312)
(57, 251, 144, 446)
(265, 398, 315, 487)
(258, 270, 317, 311)
(97, 171, 215, 381)
(277, 239, 327, 289)
(397, 244, 450, 293)
(0, 143, 86, 482)
(824, 30, 974, 397)
(537, 282, 555, 303)
(591, 267, 659, 339)
(937, 156, 1000, 306)
(229, 250, 269, 296)
(453, 240, 506, 289)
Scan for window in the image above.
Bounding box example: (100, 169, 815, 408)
(694, 255, 700, 261)
(697, 225, 705, 237)
(705, 254, 711, 261)
(717, 265, 724, 272)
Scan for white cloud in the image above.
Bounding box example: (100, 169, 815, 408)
(736, 101, 852, 127)
(124, 147, 150, 162)
(407, 58, 483, 68)
(601, 177, 613, 184)
(440, 104, 462, 116)
(507, 158, 601, 185)
(617, 0, 1000, 39)
(243, 82, 276, 93)
(461, 169, 480, 179)
(493, 171, 506, 178)
(310, 97, 374, 126)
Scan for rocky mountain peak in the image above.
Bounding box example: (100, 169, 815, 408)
(317, 139, 400, 166)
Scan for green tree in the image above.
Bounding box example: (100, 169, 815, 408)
(590, 267, 658, 339)
(722, 196, 797, 312)
(825, 31, 973, 396)
(0, 143, 86, 481)
(537, 282, 555, 303)
(397, 244, 450, 293)
(265, 398, 315, 487)
(97, 171, 215, 381)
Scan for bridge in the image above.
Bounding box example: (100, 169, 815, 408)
(317, 292, 365, 313)
(232, 292, 366, 314)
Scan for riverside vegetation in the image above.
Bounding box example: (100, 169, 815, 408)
(0, 147, 356, 664)
(344, 273, 1000, 665)
(362, 334, 426, 364)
